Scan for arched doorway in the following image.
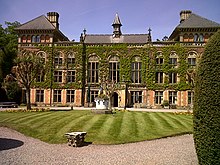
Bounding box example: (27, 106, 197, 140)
(113, 92, 118, 107)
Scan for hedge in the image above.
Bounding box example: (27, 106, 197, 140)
(193, 30, 220, 165)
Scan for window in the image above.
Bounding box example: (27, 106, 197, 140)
(155, 72, 163, 83)
(37, 51, 46, 64)
(169, 58, 177, 65)
(169, 73, 177, 83)
(189, 33, 194, 42)
(188, 58, 196, 66)
(88, 56, 99, 83)
(40, 35, 45, 43)
(53, 90, 62, 103)
(54, 52, 63, 66)
(31, 35, 40, 43)
(36, 71, 45, 82)
(21, 35, 26, 43)
(36, 35, 40, 43)
(109, 56, 120, 82)
(155, 91, 163, 104)
(169, 91, 177, 104)
(194, 34, 199, 42)
(188, 91, 194, 105)
(67, 71, 75, 83)
(131, 91, 142, 104)
(89, 90, 98, 102)
(199, 34, 204, 42)
(67, 53, 75, 67)
(27, 35, 31, 43)
(45, 35, 50, 42)
(32, 36, 36, 43)
(66, 90, 75, 103)
(188, 52, 197, 66)
(183, 33, 188, 42)
(54, 57, 62, 66)
(54, 71, 62, 82)
(36, 90, 44, 102)
(131, 62, 142, 83)
(156, 58, 163, 65)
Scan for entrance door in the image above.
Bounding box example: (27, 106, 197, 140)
(113, 92, 118, 107)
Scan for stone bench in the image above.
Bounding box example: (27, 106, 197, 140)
(65, 132, 87, 147)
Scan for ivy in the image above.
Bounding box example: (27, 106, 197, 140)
(33, 43, 194, 91)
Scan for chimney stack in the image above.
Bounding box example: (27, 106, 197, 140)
(47, 12, 59, 29)
(180, 10, 192, 23)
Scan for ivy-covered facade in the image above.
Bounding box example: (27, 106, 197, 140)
(15, 10, 220, 108)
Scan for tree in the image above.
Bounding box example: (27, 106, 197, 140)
(0, 21, 20, 82)
(0, 21, 20, 102)
(193, 30, 220, 165)
(12, 50, 44, 110)
(101, 79, 117, 110)
(3, 75, 22, 104)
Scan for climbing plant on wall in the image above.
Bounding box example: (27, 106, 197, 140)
(31, 43, 196, 91)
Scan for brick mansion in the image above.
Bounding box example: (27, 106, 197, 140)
(15, 10, 220, 108)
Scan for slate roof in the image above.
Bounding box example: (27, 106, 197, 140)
(169, 12, 220, 40)
(15, 15, 56, 30)
(84, 34, 150, 44)
(177, 13, 220, 28)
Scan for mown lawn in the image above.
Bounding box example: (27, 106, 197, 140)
(0, 110, 193, 144)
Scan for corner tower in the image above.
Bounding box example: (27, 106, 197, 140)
(112, 13, 122, 38)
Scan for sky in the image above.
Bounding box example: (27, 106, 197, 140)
(0, 0, 220, 41)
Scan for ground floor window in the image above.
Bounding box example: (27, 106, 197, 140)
(169, 91, 177, 104)
(89, 90, 98, 103)
(188, 91, 194, 105)
(53, 90, 62, 103)
(131, 91, 142, 105)
(66, 90, 75, 103)
(36, 89, 44, 102)
(155, 91, 163, 104)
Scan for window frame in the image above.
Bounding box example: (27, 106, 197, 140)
(66, 90, 75, 103)
(53, 89, 62, 103)
(67, 70, 75, 83)
(155, 72, 164, 83)
(169, 91, 177, 104)
(169, 72, 177, 84)
(54, 71, 63, 83)
(131, 61, 142, 83)
(109, 56, 120, 83)
(131, 91, 142, 105)
(155, 91, 163, 105)
(36, 89, 44, 103)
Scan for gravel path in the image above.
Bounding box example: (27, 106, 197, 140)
(0, 127, 198, 165)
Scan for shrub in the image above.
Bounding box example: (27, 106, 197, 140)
(193, 30, 220, 165)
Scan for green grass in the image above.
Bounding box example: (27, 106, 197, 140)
(0, 110, 193, 144)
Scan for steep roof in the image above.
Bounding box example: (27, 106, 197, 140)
(112, 13, 122, 26)
(84, 34, 150, 44)
(15, 15, 56, 30)
(177, 13, 220, 28)
(169, 12, 220, 40)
